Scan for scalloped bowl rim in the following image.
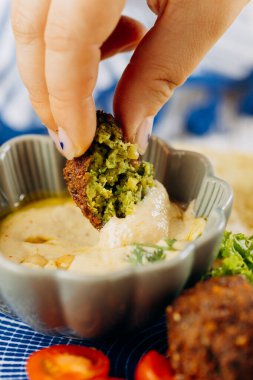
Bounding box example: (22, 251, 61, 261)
(0, 134, 231, 282)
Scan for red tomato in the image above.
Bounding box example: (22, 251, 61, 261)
(134, 350, 175, 380)
(26, 345, 110, 380)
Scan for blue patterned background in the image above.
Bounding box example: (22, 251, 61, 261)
(0, 311, 167, 380)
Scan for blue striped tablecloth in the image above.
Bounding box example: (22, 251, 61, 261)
(0, 311, 167, 380)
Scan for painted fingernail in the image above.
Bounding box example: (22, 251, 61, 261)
(48, 129, 61, 150)
(135, 117, 153, 154)
(57, 127, 78, 160)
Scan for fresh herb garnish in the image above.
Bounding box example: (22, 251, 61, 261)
(129, 239, 177, 265)
(207, 231, 253, 284)
(129, 245, 146, 265)
(165, 238, 177, 250)
(145, 247, 166, 263)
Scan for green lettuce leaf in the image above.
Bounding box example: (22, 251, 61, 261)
(208, 231, 253, 284)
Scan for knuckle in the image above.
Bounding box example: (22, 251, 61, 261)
(12, 8, 40, 43)
(145, 62, 182, 108)
(45, 20, 76, 52)
(49, 90, 75, 107)
(147, 79, 172, 109)
(152, 60, 184, 87)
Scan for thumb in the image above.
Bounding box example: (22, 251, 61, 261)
(114, 0, 249, 153)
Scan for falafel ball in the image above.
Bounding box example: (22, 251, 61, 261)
(167, 276, 253, 380)
(64, 111, 154, 229)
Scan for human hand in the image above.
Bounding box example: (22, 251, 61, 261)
(12, 0, 249, 158)
(11, 0, 145, 158)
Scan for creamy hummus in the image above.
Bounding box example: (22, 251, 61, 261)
(0, 181, 205, 274)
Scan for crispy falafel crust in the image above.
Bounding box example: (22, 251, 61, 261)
(63, 155, 101, 227)
(167, 276, 253, 380)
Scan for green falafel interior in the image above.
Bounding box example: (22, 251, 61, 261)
(64, 111, 154, 228)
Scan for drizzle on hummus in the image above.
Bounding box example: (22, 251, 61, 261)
(0, 181, 205, 274)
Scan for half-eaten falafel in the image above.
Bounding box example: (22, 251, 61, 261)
(64, 111, 154, 229)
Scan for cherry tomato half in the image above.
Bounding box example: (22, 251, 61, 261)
(134, 350, 175, 380)
(26, 345, 110, 380)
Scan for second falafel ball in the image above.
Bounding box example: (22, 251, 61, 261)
(167, 276, 253, 380)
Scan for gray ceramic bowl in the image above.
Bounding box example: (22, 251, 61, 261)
(0, 135, 232, 338)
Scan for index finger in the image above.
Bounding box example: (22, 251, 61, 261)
(45, 0, 126, 159)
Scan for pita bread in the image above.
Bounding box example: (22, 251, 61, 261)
(173, 144, 253, 235)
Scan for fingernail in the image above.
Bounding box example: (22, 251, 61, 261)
(58, 127, 77, 160)
(48, 129, 61, 150)
(135, 117, 153, 154)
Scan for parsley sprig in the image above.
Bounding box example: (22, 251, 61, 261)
(129, 238, 177, 265)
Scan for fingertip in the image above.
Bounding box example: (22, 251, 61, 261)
(59, 125, 95, 160)
(49, 128, 95, 160)
(47, 87, 97, 158)
(134, 116, 153, 154)
(48, 108, 96, 160)
(48, 129, 60, 150)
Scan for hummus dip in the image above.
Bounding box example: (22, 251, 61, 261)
(0, 181, 205, 274)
